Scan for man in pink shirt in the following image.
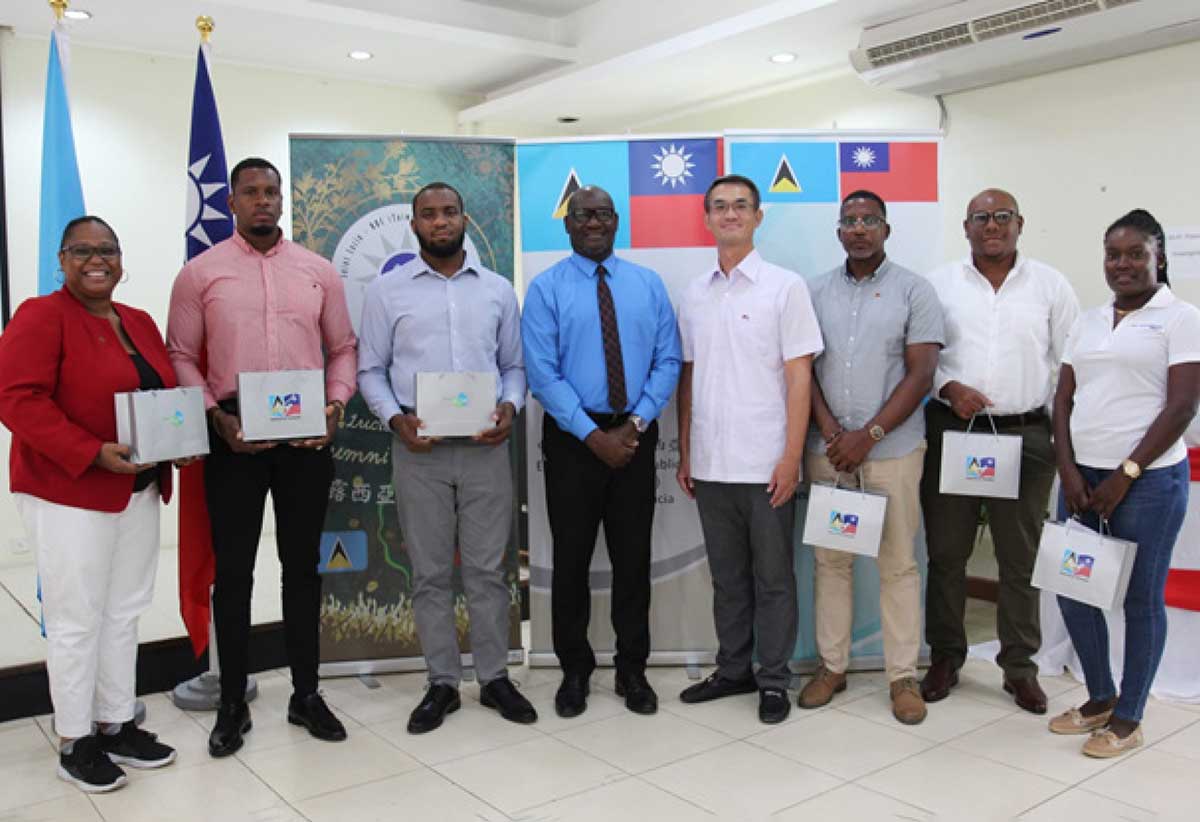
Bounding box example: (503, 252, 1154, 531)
(167, 157, 357, 757)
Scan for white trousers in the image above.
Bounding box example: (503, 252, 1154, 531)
(15, 488, 160, 739)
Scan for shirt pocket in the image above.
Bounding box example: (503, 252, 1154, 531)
(277, 270, 326, 333)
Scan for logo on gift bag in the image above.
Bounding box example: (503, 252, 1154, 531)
(965, 456, 996, 480)
(1060, 550, 1095, 580)
(453, 391, 469, 408)
(828, 511, 858, 536)
(268, 393, 303, 420)
(164, 409, 185, 428)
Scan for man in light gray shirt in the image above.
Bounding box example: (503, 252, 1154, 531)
(799, 190, 944, 725)
(357, 182, 535, 734)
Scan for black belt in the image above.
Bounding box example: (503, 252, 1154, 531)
(934, 401, 1046, 428)
(586, 410, 630, 428)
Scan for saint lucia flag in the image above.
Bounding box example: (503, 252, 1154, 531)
(38, 26, 85, 296)
(178, 41, 232, 658)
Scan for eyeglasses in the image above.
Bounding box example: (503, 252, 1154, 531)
(709, 199, 756, 215)
(568, 207, 616, 224)
(61, 244, 121, 261)
(967, 209, 1017, 226)
(837, 215, 885, 230)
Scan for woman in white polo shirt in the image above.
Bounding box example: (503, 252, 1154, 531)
(1049, 209, 1200, 758)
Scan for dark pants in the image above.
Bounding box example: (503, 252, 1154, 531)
(692, 481, 797, 690)
(920, 400, 1056, 678)
(205, 425, 334, 703)
(543, 414, 658, 678)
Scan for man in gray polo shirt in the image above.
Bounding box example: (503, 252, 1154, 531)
(799, 190, 944, 725)
(357, 182, 536, 734)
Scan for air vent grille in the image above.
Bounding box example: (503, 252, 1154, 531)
(865, 23, 973, 67)
(974, 0, 1104, 42)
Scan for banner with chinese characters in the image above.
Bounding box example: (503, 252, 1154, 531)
(517, 135, 723, 665)
(289, 134, 521, 671)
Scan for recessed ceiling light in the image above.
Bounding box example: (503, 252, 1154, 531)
(348, 50, 373, 61)
(770, 52, 796, 64)
(557, 116, 579, 124)
(64, 8, 92, 20)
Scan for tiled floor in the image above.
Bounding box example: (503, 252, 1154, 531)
(2, 656, 1198, 821)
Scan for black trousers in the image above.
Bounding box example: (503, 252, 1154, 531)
(205, 427, 334, 703)
(543, 414, 658, 677)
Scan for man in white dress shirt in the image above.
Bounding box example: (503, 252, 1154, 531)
(920, 189, 1079, 714)
(674, 174, 824, 724)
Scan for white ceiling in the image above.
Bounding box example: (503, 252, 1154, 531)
(0, 0, 951, 130)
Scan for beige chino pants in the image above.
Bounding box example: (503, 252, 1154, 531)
(805, 443, 925, 682)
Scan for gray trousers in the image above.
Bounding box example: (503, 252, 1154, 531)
(693, 481, 798, 690)
(391, 439, 514, 687)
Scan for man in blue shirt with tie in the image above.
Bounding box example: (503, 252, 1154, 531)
(522, 186, 682, 719)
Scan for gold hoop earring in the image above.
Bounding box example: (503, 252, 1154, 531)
(120, 270, 130, 285)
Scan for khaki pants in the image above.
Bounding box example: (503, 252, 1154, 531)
(805, 444, 925, 681)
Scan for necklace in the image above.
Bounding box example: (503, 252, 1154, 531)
(1114, 306, 1134, 316)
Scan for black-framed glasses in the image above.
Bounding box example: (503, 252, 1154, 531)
(967, 209, 1017, 226)
(61, 243, 121, 261)
(568, 207, 616, 224)
(837, 215, 885, 230)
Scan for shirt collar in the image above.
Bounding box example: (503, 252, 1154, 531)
(842, 256, 890, 284)
(570, 252, 618, 278)
(411, 256, 478, 281)
(1107, 284, 1174, 311)
(963, 251, 1026, 282)
(232, 229, 285, 258)
(711, 248, 762, 283)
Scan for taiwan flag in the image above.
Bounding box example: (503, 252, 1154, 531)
(628, 138, 721, 248)
(839, 141, 938, 202)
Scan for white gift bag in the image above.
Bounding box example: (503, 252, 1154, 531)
(938, 412, 1022, 499)
(802, 473, 888, 558)
(237, 369, 328, 442)
(415, 371, 498, 437)
(1032, 518, 1137, 611)
(115, 386, 210, 464)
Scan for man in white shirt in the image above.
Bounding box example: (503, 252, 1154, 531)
(920, 189, 1079, 714)
(675, 174, 824, 724)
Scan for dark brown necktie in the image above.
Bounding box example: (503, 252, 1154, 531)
(596, 264, 627, 413)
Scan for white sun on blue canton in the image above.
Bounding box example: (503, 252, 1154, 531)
(186, 153, 231, 248)
(651, 144, 695, 188)
(851, 146, 877, 169)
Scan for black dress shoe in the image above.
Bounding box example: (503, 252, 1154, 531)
(920, 659, 960, 703)
(758, 688, 791, 724)
(1003, 676, 1048, 715)
(615, 671, 658, 715)
(480, 677, 538, 724)
(208, 701, 251, 758)
(288, 692, 348, 742)
(679, 671, 758, 704)
(555, 674, 590, 719)
(407, 684, 461, 734)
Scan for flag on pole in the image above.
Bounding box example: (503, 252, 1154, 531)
(38, 25, 85, 296)
(178, 40, 233, 657)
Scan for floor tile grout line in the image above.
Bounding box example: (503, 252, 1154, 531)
(548, 717, 738, 779)
(507, 773, 640, 818)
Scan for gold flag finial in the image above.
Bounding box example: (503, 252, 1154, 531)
(196, 16, 215, 44)
(49, 0, 68, 23)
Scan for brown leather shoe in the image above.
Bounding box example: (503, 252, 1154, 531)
(798, 666, 847, 709)
(919, 659, 959, 703)
(1003, 676, 1048, 715)
(890, 678, 927, 725)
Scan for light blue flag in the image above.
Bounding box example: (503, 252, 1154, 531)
(38, 28, 85, 296)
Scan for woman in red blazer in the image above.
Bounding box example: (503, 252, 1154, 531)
(0, 216, 181, 793)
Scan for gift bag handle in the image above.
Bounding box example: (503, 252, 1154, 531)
(965, 411, 1000, 438)
(1063, 515, 1113, 539)
(831, 469, 870, 498)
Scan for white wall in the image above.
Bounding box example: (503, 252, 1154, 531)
(0, 32, 478, 562)
(622, 39, 1200, 311)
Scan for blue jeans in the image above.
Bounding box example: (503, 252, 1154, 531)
(1056, 459, 1189, 723)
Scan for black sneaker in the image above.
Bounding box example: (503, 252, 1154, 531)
(58, 735, 128, 793)
(99, 721, 177, 769)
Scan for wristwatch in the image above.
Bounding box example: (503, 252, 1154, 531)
(1120, 459, 1142, 480)
(868, 424, 886, 442)
(629, 414, 649, 434)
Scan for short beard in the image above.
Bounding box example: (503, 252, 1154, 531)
(248, 224, 277, 237)
(417, 231, 466, 259)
